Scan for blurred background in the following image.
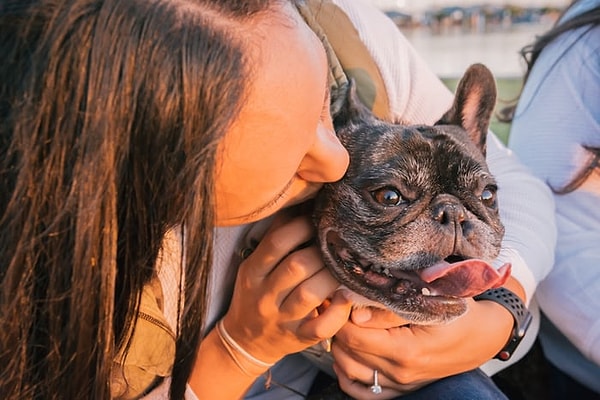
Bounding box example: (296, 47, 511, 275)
(365, 0, 572, 141)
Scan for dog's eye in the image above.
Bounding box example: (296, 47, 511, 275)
(372, 187, 403, 206)
(480, 186, 497, 208)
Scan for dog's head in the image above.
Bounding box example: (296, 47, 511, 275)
(314, 64, 510, 324)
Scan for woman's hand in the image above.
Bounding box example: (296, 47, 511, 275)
(222, 210, 353, 365)
(330, 293, 517, 399)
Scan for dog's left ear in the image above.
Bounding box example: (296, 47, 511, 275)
(332, 79, 378, 131)
(436, 63, 497, 156)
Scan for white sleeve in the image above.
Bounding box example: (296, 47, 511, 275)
(332, 0, 557, 302)
(508, 22, 600, 365)
(486, 133, 556, 303)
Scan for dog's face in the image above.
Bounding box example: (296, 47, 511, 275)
(314, 64, 511, 324)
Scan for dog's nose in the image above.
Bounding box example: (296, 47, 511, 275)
(432, 202, 466, 226)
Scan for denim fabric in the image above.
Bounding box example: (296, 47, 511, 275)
(307, 368, 509, 400)
(396, 369, 509, 400)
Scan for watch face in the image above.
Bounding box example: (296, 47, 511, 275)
(517, 309, 533, 337)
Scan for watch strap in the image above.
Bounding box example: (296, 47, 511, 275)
(474, 287, 532, 361)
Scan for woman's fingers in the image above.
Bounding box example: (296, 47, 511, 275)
(332, 341, 429, 399)
(270, 244, 340, 308)
(350, 306, 410, 328)
(335, 322, 406, 360)
(332, 354, 402, 400)
(276, 262, 340, 316)
(267, 245, 325, 301)
(296, 290, 352, 340)
(241, 214, 314, 280)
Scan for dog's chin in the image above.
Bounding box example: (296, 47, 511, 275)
(322, 230, 468, 324)
(341, 289, 466, 325)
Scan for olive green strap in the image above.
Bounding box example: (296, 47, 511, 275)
(296, 0, 392, 120)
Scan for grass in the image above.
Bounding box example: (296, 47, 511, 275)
(441, 77, 523, 145)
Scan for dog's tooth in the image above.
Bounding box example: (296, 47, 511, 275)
(352, 265, 364, 275)
(421, 287, 432, 296)
(383, 268, 391, 277)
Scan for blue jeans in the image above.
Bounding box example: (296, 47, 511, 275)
(396, 369, 508, 400)
(308, 368, 508, 400)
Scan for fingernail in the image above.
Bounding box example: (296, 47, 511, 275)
(333, 292, 354, 309)
(351, 307, 372, 323)
(320, 337, 332, 352)
(335, 287, 353, 301)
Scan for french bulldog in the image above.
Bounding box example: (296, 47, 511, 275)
(313, 63, 511, 325)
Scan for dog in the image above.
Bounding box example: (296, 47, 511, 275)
(313, 64, 511, 325)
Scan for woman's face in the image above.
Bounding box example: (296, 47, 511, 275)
(215, 2, 349, 226)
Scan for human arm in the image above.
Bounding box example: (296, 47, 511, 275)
(328, 277, 523, 399)
(508, 21, 600, 366)
(188, 211, 353, 399)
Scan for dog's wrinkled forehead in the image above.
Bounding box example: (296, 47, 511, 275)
(338, 120, 486, 187)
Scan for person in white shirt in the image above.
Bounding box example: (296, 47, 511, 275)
(508, 0, 600, 397)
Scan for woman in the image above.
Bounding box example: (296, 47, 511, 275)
(0, 0, 555, 399)
(508, 0, 600, 397)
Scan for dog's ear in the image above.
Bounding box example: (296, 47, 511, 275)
(436, 63, 497, 156)
(332, 79, 377, 131)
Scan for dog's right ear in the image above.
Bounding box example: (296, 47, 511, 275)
(332, 79, 377, 130)
(436, 63, 497, 156)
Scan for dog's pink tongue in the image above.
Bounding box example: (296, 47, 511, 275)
(417, 260, 511, 298)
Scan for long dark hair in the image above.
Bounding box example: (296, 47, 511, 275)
(503, 1, 600, 193)
(0, 0, 274, 398)
(519, 3, 600, 84)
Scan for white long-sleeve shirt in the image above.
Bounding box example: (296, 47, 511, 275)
(147, 0, 557, 398)
(508, 0, 600, 392)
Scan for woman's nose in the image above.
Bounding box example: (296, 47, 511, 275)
(297, 123, 349, 183)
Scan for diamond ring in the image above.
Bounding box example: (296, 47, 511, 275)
(370, 369, 382, 394)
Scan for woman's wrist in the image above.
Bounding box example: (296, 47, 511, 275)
(474, 277, 531, 361)
(215, 319, 274, 376)
(470, 276, 529, 360)
(188, 323, 269, 399)
(469, 297, 515, 360)
(500, 276, 527, 303)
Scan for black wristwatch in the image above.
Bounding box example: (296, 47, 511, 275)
(474, 287, 532, 361)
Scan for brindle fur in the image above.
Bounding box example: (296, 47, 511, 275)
(314, 64, 503, 324)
